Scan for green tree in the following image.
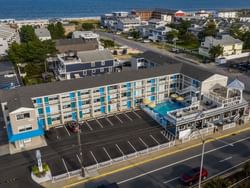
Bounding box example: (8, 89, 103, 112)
(20, 25, 38, 43)
(100, 39, 115, 48)
(82, 23, 95, 30)
(180, 32, 199, 48)
(204, 177, 229, 188)
(166, 30, 179, 42)
(48, 22, 65, 39)
(243, 31, 250, 49)
(209, 45, 224, 58)
(130, 30, 140, 39)
(204, 20, 217, 37)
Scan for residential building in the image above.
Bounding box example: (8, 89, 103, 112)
(187, 24, 204, 37)
(0, 59, 248, 151)
(131, 51, 175, 69)
(55, 49, 115, 80)
(101, 11, 130, 30)
(151, 9, 176, 20)
(55, 38, 99, 53)
(148, 19, 166, 28)
(116, 17, 141, 32)
(175, 10, 186, 17)
(34, 28, 51, 41)
(131, 9, 153, 21)
(195, 10, 210, 18)
(217, 10, 238, 18)
(199, 35, 243, 57)
(0, 61, 20, 90)
(148, 26, 173, 42)
(72, 31, 99, 40)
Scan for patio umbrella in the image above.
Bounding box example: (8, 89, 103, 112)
(170, 93, 178, 98)
(148, 103, 156, 108)
(143, 98, 151, 105)
(176, 96, 184, 101)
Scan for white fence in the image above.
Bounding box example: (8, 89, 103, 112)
(52, 140, 176, 183)
(181, 127, 214, 143)
(222, 122, 236, 131)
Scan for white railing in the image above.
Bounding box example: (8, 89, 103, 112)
(181, 127, 214, 143)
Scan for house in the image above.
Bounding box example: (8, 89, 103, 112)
(55, 49, 116, 80)
(195, 10, 210, 18)
(0, 61, 20, 90)
(35, 28, 51, 41)
(217, 10, 238, 18)
(151, 8, 176, 20)
(1, 57, 248, 152)
(72, 31, 99, 40)
(187, 24, 204, 37)
(199, 35, 243, 58)
(55, 38, 99, 53)
(116, 17, 141, 32)
(136, 25, 154, 38)
(148, 26, 174, 42)
(148, 19, 166, 28)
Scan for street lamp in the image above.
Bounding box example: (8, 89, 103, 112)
(77, 122, 85, 177)
(197, 130, 234, 188)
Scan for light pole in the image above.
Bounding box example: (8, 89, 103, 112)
(77, 122, 85, 177)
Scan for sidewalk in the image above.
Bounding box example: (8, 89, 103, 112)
(42, 122, 250, 188)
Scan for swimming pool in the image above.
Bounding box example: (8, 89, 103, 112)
(153, 101, 185, 116)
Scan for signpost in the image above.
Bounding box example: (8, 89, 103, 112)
(36, 150, 43, 172)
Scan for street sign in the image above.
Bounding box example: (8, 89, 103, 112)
(36, 150, 43, 172)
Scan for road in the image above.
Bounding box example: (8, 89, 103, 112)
(74, 129, 250, 188)
(97, 31, 250, 101)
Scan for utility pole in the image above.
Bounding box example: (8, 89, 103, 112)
(198, 139, 205, 188)
(77, 123, 85, 177)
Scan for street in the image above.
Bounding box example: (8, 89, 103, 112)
(74, 129, 250, 188)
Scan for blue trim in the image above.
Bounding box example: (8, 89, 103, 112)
(7, 121, 44, 142)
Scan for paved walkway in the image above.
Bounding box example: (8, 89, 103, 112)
(41, 122, 250, 188)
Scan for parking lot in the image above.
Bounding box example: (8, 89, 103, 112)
(44, 110, 170, 177)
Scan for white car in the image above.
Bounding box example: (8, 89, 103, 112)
(143, 39, 150, 43)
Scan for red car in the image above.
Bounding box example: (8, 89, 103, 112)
(66, 121, 79, 133)
(181, 167, 208, 186)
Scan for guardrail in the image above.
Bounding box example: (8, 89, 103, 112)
(52, 140, 176, 183)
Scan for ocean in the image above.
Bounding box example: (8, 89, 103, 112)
(0, 0, 250, 20)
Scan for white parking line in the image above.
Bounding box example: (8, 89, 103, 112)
(115, 114, 123, 124)
(95, 119, 104, 128)
(62, 158, 69, 175)
(116, 144, 125, 156)
(150, 135, 160, 145)
(76, 154, 82, 164)
(90, 151, 99, 164)
(103, 147, 112, 160)
(124, 113, 133, 121)
(128, 141, 137, 152)
(132, 111, 142, 119)
(85, 121, 93, 131)
(64, 125, 71, 136)
(139, 137, 148, 148)
(163, 177, 179, 184)
(219, 156, 232, 163)
(105, 117, 114, 126)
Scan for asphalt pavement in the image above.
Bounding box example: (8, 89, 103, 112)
(75, 129, 250, 188)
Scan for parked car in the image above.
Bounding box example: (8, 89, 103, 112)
(180, 167, 208, 186)
(143, 39, 150, 43)
(66, 121, 79, 133)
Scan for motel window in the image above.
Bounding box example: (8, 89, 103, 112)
(18, 125, 32, 133)
(101, 61, 105, 66)
(16, 113, 30, 120)
(100, 68, 104, 72)
(83, 70, 87, 75)
(91, 62, 95, 67)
